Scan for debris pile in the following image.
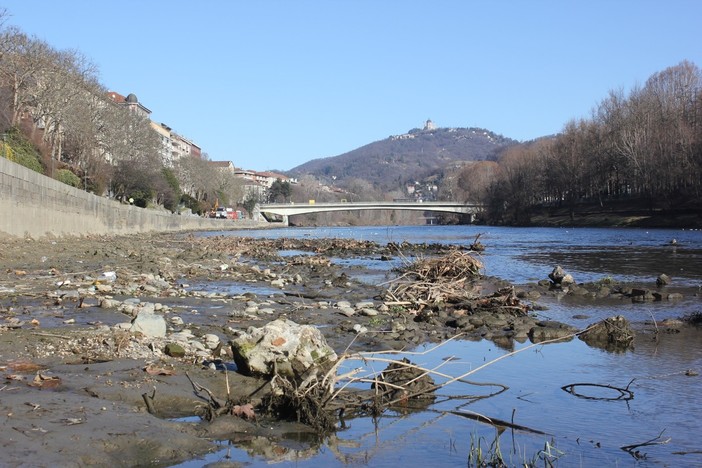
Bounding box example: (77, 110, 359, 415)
(385, 250, 484, 305)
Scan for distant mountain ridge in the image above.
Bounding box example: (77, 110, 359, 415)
(290, 124, 518, 191)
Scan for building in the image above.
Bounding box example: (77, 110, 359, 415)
(108, 92, 202, 166)
(107, 92, 152, 119)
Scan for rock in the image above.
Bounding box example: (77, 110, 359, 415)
(130, 310, 166, 338)
(656, 274, 671, 287)
(164, 343, 186, 358)
(229, 318, 337, 379)
(355, 301, 375, 310)
(99, 298, 120, 309)
(548, 266, 567, 284)
(578, 315, 634, 351)
(528, 321, 577, 343)
(335, 301, 352, 309)
(561, 274, 575, 285)
(169, 316, 184, 326)
(170, 330, 194, 342)
(359, 308, 379, 317)
(95, 284, 113, 293)
(338, 307, 356, 317)
(630, 288, 656, 302)
(202, 334, 221, 350)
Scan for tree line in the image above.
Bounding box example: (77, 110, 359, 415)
(0, 12, 244, 215)
(447, 61, 702, 225)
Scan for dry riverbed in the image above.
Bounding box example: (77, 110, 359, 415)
(0, 232, 697, 466)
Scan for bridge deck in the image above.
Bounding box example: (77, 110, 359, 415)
(257, 201, 482, 223)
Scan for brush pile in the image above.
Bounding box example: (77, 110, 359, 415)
(385, 250, 484, 305)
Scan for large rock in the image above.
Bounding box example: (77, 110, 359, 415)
(528, 320, 577, 343)
(230, 318, 337, 379)
(130, 309, 166, 338)
(578, 315, 634, 351)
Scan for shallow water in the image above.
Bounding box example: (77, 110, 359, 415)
(182, 225, 702, 467)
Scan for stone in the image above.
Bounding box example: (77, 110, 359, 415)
(528, 321, 577, 343)
(578, 315, 634, 351)
(338, 307, 356, 317)
(169, 316, 184, 326)
(355, 301, 375, 310)
(229, 318, 337, 379)
(130, 310, 166, 338)
(359, 308, 379, 317)
(548, 265, 567, 284)
(561, 274, 575, 285)
(164, 343, 186, 358)
(203, 334, 221, 350)
(656, 274, 671, 287)
(100, 298, 120, 309)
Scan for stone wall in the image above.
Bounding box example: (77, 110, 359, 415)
(0, 157, 265, 238)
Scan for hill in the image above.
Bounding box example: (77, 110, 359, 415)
(289, 124, 518, 191)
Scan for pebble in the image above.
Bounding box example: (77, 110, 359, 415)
(359, 308, 379, 317)
(338, 307, 356, 317)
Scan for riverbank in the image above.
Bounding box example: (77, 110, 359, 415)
(525, 204, 702, 229)
(1, 232, 698, 466)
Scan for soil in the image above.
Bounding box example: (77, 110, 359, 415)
(0, 231, 695, 466)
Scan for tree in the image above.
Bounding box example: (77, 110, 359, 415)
(268, 178, 291, 203)
(242, 193, 259, 219)
(107, 109, 162, 204)
(173, 154, 219, 208)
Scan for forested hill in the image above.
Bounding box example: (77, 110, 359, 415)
(290, 126, 518, 191)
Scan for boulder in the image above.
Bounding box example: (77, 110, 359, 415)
(130, 310, 166, 338)
(528, 320, 577, 343)
(230, 318, 337, 379)
(578, 315, 634, 351)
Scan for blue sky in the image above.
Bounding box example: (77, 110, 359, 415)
(3, 1, 701, 171)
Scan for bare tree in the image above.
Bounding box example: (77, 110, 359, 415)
(0, 29, 54, 128)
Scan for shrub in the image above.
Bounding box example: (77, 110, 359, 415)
(56, 169, 81, 187)
(1, 129, 44, 174)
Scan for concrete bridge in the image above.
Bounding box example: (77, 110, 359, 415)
(256, 201, 483, 225)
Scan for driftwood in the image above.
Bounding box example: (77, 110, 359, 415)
(562, 379, 635, 401)
(447, 410, 547, 435)
(384, 250, 484, 305)
(621, 429, 671, 459)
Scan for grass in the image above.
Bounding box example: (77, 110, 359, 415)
(467, 431, 565, 467)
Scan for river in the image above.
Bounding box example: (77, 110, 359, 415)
(180, 225, 702, 467)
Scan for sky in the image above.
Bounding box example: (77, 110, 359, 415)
(2, 1, 701, 172)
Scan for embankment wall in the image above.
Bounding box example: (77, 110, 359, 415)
(0, 157, 265, 238)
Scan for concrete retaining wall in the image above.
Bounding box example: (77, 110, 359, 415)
(0, 156, 266, 238)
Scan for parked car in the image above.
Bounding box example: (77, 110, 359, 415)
(215, 207, 236, 219)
